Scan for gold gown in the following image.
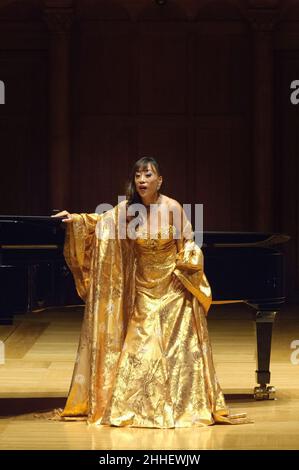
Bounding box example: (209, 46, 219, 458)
(58, 201, 250, 427)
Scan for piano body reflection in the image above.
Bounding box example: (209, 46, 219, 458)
(0, 215, 290, 400)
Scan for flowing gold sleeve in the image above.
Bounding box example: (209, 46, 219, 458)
(63, 213, 99, 302)
(173, 213, 212, 316)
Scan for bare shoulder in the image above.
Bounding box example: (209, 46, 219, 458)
(161, 195, 183, 212)
(117, 199, 128, 208)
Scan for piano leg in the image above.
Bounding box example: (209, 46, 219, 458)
(254, 310, 277, 400)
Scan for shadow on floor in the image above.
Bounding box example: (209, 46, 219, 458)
(0, 398, 67, 417)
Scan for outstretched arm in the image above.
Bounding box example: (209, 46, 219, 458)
(51, 210, 74, 223)
(52, 210, 99, 301)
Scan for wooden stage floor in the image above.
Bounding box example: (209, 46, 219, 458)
(0, 302, 298, 450)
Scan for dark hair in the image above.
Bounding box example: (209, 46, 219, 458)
(125, 156, 161, 207)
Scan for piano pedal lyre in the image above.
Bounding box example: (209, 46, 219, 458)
(253, 385, 276, 400)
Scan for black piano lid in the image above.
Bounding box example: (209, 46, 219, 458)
(0, 215, 65, 245)
(197, 231, 290, 247)
(0, 215, 64, 223)
(0, 216, 290, 247)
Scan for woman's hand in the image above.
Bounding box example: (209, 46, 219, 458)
(51, 210, 73, 223)
(172, 272, 186, 294)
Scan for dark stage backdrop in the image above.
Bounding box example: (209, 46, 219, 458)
(0, 0, 298, 300)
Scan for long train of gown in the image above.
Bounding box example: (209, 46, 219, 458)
(47, 202, 251, 428)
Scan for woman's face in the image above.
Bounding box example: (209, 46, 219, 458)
(134, 163, 162, 201)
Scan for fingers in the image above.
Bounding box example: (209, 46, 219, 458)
(51, 210, 73, 223)
(51, 210, 69, 217)
(175, 285, 185, 293)
(172, 274, 185, 293)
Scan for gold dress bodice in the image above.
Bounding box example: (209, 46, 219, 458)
(134, 224, 178, 297)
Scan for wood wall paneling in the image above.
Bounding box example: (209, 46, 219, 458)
(0, 49, 48, 215)
(0, 0, 299, 300)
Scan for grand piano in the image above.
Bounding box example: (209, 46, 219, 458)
(0, 215, 290, 400)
